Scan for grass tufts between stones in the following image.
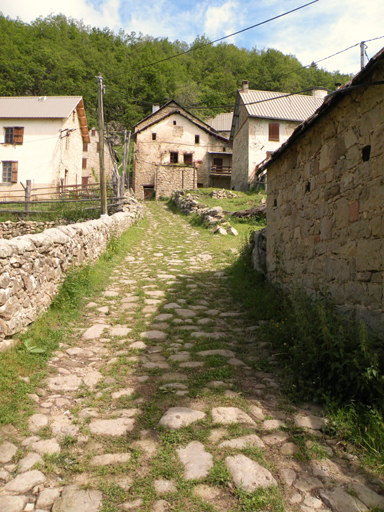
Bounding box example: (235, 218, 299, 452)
(0, 217, 148, 429)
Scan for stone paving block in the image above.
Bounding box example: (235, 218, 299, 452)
(225, 454, 277, 492)
(159, 407, 205, 429)
(212, 407, 256, 426)
(52, 485, 103, 512)
(0, 440, 18, 463)
(177, 441, 213, 480)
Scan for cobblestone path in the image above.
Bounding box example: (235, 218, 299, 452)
(1, 202, 383, 512)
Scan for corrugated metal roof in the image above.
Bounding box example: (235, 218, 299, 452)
(0, 96, 84, 119)
(240, 90, 324, 122)
(207, 112, 233, 132)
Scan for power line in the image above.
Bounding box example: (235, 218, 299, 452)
(105, 0, 319, 80)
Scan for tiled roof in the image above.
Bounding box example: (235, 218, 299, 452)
(0, 96, 84, 119)
(240, 90, 324, 122)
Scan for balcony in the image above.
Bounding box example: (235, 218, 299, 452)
(210, 165, 232, 177)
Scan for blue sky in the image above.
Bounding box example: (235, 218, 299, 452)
(1, 0, 383, 75)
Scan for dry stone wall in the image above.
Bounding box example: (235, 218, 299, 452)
(0, 196, 144, 348)
(155, 166, 197, 199)
(266, 67, 384, 335)
(0, 220, 58, 239)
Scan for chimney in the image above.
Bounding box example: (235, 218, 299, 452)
(152, 104, 160, 114)
(242, 80, 249, 93)
(311, 87, 328, 99)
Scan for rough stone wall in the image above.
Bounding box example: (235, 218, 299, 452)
(0, 221, 58, 239)
(155, 166, 197, 199)
(231, 118, 249, 191)
(83, 128, 114, 183)
(266, 69, 384, 334)
(0, 196, 144, 346)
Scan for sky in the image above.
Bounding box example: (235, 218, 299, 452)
(1, 0, 383, 75)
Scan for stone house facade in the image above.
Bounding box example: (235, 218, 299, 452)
(259, 47, 384, 334)
(230, 82, 326, 191)
(0, 96, 90, 197)
(133, 101, 232, 199)
(82, 127, 114, 185)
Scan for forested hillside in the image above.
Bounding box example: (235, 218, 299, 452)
(0, 14, 350, 130)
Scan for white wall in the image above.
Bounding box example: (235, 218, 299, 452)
(0, 111, 84, 196)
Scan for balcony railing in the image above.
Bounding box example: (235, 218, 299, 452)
(210, 165, 232, 176)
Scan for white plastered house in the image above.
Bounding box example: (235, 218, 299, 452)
(0, 96, 90, 197)
(230, 81, 327, 191)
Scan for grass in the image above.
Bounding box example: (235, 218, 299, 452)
(0, 217, 148, 429)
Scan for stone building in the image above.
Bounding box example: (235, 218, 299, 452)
(132, 101, 232, 199)
(0, 96, 90, 197)
(230, 82, 326, 191)
(81, 127, 114, 185)
(258, 46, 384, 334)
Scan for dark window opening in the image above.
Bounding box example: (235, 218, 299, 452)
(91, 129, 96, 136)
(152, 133, 156, 140)
(82, 158, 87, 169)
(97, 142, 100, 153)
(268, 123, 280, 142)
(223, 147, 226, 152)
(305, 181, 311, 193)
(362, 145, 371, 162)
(197, 182, 204, 188)
(173, 120, 177, 125)
(83, 142, 88, 152)
(273, 198, 277, 207)
(195, 135, 200, 144)
(170, 152, 178, 164)
(184, 154, 193, 165)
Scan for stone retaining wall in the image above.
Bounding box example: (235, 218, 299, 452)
(0, 196, 144, 348)
(0, 220, 60, 239)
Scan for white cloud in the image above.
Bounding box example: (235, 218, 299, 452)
(203, 1, 241, 39)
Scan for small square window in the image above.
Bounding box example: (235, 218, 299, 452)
(152, 133, 156, 140)
(195, 135, 200, 144)
(184, 154, 193, 165)
(173, 120, 177, 125)
(91, 129, 96, 136)
(170, 152, 178, 164)
(223, 147, 226, 152)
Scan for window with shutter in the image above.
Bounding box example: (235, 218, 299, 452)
(184, 154, 193, 165)
(170, 152, 178, 164)
(11, 162, 18, 182)
(2, 161, 17, 183)
(83, 142, 88, 152)
(97, 142, 100, 153)
(268, 123, 280, 141)
(82, 158, 87, 169)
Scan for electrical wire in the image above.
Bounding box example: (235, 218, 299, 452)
(104, 0, 319, 80)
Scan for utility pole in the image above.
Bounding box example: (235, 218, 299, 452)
(360, 41, 366, 70)
(96, 72, 108, 216)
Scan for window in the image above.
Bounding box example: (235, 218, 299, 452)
(268, 123, 280, 142)
(83, 142, 88, 152)
(91, 128, 96, 136)
(170, 152, 178, 164)
(72, 111, 76, 122)
(152, 133, 157, 141)
(223, 147, 226, 152)
(97, 142, 100, 153)
(2, 161, 18, 183)
(195, 135, 200, 144)
(173, 120, 177, 126)
(82, 158, 87, 169)
(4, 127, 24, 145)
(184, 154, 193, 165)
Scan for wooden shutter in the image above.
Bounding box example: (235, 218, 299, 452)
(269, 123, 279, 141)
(13, 127, 24, 145)
(83, 142, 88, 152)
(82, 158, 87, 169)
(11, 162, 18, 183)
(97, 142, 100, 153)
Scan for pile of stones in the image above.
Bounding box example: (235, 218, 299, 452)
(171, 191, 238, 236)
(210, 189, 238, 199)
